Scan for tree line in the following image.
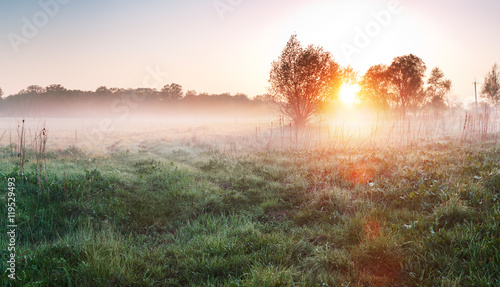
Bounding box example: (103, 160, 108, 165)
(269, 34, 500, 127)
(0, 84, 271, 118)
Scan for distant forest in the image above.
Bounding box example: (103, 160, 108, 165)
(0, 84, 272, 118)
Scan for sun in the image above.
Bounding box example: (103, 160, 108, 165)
(339, 83, 360, 105)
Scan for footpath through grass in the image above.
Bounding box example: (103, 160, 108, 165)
(1, 142, 500, 286)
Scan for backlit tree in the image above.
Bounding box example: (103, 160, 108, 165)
(386, 54, 426, 116)
(269, 34, 341, 128)
(481, 63, 500, 111)
(425, 67, 452, 114)
(359, 64, 393, 113)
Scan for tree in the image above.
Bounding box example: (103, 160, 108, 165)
(45, 84, 66, 94)
(359, 64, 393, 113)
(254, 93, 274, 103)
(425, 67, 451, 114)
(481, 63, 500, 110)
(26, 85, 45, 94)
(269, 34, 341, 128)
(133, 88, 157, 101)
(95, 86, 112, 95)
(16, 85, 46, 96)
(234, 93, 250, 102)
(0, 87, 3, 98)
(160, 83, 183, 101)
(109, 87, 124, 94)
(341, 66, 358, 86)
(185, 90, 197, 97)
(386, 54, 427, 116)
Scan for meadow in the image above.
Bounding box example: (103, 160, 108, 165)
(1, 113, 500, 286)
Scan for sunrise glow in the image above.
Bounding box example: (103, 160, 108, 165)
(1, 1, 500, 285)
(339, 83, 360, 105)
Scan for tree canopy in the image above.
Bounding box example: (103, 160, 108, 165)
(359, 64, 392, 113)
(481, 63, 500, 109)
(359, 56, 455, 116)
(425, 67, 451, 113)
(0, 83, 271, 118)
(386, 54, 427, 115)
(161, 83, 183, 101)
(269, 34, 342, 127)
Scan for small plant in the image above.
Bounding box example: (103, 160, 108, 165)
(486, 173, 500, 193)
(351, 235, 403, 286)
(433, 196, 474, 229)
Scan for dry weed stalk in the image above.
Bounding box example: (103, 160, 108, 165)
(17, 119, 26, 176)
(34, 125, 48, 194)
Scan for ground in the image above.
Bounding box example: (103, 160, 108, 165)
(0, 116, 500, 286)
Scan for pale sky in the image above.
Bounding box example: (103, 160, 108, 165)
(1, 0, 499, 105)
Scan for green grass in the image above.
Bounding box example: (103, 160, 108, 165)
(1, 142, 500, 286)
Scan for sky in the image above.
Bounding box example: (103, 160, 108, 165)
(1, 0, 499, 105)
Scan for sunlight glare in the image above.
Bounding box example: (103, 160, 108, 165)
(339, 83, 360, 104)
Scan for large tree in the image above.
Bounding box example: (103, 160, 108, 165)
(481, 63, 500, 110)
(425, 67, 452, 113)
(269, 34, 341, 128)
(387, 54, 427, 116)
(359, 64, 393, 113)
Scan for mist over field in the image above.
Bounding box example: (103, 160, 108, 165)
(1, 0, 500, 286)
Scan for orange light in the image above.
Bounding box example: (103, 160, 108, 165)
(339, 83, 360, 105)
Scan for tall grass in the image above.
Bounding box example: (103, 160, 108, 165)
(1, 133, 499, 285)
(0, 113, 499, 286)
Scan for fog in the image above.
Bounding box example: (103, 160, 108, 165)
(1, 106, 498, 158)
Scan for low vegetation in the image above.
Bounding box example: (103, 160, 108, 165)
(1, 138, 499, 286)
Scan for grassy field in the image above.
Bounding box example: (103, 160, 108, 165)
(1, 118, 500, 286)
